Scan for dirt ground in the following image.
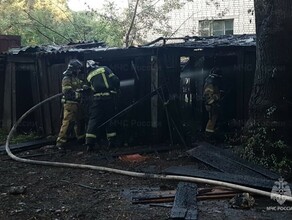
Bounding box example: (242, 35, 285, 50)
(1, 142, 292, 220)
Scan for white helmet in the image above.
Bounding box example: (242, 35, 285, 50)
(86, 60, 98, 69)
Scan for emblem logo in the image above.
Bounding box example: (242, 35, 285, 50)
(271, 177, 291, 205)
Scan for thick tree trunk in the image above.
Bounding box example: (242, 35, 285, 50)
(248, 0, 292, 141)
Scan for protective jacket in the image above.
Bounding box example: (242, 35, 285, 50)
(56, 71, 85, 147)
(61, 74, 83, 103)
(85, 66, 120, 147)
(203, 74, 221, 105)
(203, 73, 222, 133)
(86, 66, 120, 98)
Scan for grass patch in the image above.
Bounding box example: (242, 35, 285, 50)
(0, 129, 41, 145)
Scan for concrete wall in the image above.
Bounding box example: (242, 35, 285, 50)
(165, 0, 255, 38)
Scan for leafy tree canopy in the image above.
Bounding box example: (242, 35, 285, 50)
(0, 0, 192, 47)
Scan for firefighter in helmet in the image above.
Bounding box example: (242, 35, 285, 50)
(203, 68, 223, 135)
(56, 59, 85, 148)
(85, 60, 120, 152)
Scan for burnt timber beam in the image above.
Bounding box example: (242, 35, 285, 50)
(2, 62, 15, 130)
(170, 182, 197, 220)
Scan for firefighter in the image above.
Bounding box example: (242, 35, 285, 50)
(85, 60, 120, 152)
(56, 59, 85, 149)
(203, 68, 223, 135)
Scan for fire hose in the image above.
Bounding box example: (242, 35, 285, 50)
(5, 93, 292, 202)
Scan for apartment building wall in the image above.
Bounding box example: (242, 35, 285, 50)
(167, 0, 255, 37)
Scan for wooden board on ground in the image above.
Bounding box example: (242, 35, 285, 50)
(191, 142, 279, 179)
(163, 166, 287, 190)
(187, 143, 278, 179)
(125, 186, 237, 205)
(170, 182, 197, 220)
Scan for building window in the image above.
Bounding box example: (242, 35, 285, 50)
(199, 19, 234, 36)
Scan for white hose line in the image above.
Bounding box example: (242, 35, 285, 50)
(5, 93, 292, 202)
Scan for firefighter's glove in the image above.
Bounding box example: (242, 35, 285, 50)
(163, 100, 169, 106)
(75, 91, 81, 100)
(64, 90, 76, 100)
(82, 85, 90, 90)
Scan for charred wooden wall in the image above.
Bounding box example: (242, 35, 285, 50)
(0, 55, 6, 128)
(2, 55, 69, 134)
(1, 45, 256, 145)
(0, 35, 21, 129)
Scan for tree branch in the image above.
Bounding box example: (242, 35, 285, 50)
(56, 5, 84, 41)
(35, 28, 56, 44)
(125, 0, 140, 47)
(24, 10, 71, 42)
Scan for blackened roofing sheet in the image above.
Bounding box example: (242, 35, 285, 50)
(7, 41, 107, 55)
(6, 35, 256, 55)
(146, 34, 256, 48)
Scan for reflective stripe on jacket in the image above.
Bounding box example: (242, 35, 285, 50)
(87, 66, 120, 95)
(62, 75, 83, 102)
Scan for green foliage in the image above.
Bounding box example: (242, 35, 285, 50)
(0, 0, 193, 47)
(242, 125, 292, 175)
(0, 0, 124, 46)
(11, 132, 41, 144)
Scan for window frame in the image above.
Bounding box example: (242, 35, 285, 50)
(198, 19, 234, 36)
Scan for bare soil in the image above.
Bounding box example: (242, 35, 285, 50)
(1, 142, 292, 220)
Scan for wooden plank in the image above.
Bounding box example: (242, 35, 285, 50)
(11, 63, 16, 125)
(47, 64, 64, 134)
(187, 143, 272, 178)
(151, 56, 159, 139)
(30, 62, 44, 133)
(128, 186, 237, 205)
(190, 142, 279, 179)
(2, 62, 13, 130)
(0, 56, 6, 127)
(37, 58, 52, 135)
(163, 166, 289, 190)
(132, 187, 236, 201)
(170, 182, 197, 220)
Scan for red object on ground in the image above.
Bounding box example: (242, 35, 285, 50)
(119, 154, 148, 163)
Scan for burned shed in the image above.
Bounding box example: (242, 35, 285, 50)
(1, 35, 256, 145)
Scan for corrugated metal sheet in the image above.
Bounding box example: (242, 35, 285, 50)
(145, 34, 256, 48)
(7, 41, 107, 55)
(6, 35, 256, 55)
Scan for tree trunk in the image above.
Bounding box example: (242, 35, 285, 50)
(248, 0, 292, 141)
(125, 0, 140, 47)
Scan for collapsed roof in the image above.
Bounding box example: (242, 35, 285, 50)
(6, 35, 256, 56)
